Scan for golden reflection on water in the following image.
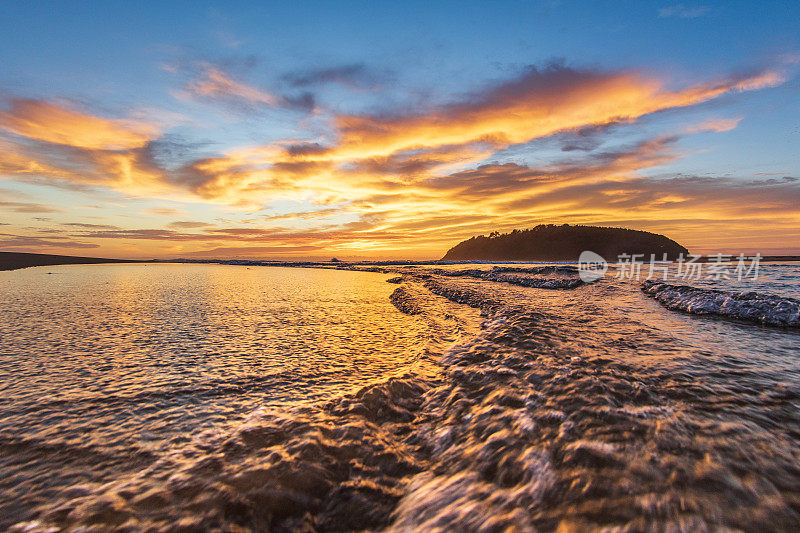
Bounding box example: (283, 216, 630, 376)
(0, 264, 477, 528)
(2, 264, 457, 407)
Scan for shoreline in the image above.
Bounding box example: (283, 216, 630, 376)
(4, 251, 800, 273)
(0, 252, 146, 272)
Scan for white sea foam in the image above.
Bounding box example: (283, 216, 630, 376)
(642, 280, 800, 327)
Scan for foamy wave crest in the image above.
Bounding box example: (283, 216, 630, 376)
(389, 286, 426, 315)
(642, 280, 800, 327)
(424, 265, 585, 290)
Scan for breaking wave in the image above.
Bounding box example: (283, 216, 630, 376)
(642, 280, 800, 327)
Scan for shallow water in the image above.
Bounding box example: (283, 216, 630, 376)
(2, 262, 799, 531)
(0, 264, 477, 529)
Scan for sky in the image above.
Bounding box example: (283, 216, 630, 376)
(0, 0, 798, 259)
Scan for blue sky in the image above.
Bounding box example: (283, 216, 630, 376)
(0, 1, 798, 258)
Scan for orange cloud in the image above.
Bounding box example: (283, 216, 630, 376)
(185, 67, 280, 107)
(0, 99, 157, 150)
(685, 117, 742, 134)
(318, 65, 783, 161)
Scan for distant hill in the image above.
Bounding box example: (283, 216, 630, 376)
(0, 252, 143, 271)
(442, 224, 689, 261)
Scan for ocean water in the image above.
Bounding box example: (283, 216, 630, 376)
(1, 262, 799, 531)
(0, 264, 478, 529)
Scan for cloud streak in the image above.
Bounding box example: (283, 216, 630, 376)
(659, 4, 710, 19)
(282, 63, 387, 91)
(186, 66, 280, 108)
(181, 64, 316, 113)
(0, 99, 157, 150)
(0, 201, 62, 213)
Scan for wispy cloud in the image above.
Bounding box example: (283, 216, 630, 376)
(186, 66, 280, 107)
(684, 117, 742, 134)
(167, 220, 214, 229)
(184, 245, 320, 257)
(142, 208, 185, 216)
(0, 200, 62, 213)
(61, 222, 120, 229)
(178, 63, 316, 113)
(282, 63, 388, 91)
(659, 4, 710, 18)
(0, 233, 99, 250)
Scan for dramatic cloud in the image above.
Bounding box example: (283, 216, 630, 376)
(0, 102, 173, 197)
(322, 64, 782, 160)
(0, 63, 786, 202)
(0, 59, 796, 257)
